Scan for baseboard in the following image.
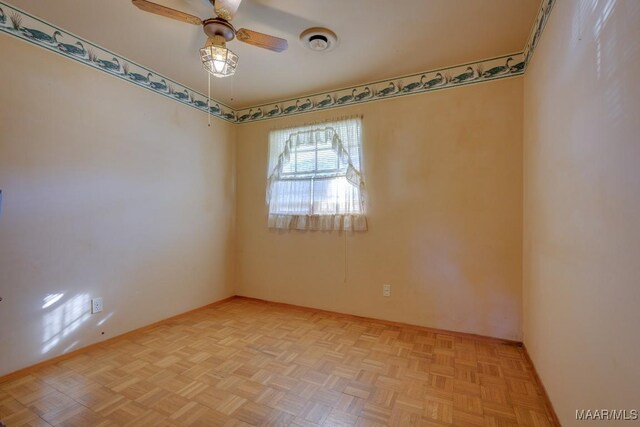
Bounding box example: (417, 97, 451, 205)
(522, 343, 562, 426)
(0, 295, 235, 384)
(234, 295, 522, 346)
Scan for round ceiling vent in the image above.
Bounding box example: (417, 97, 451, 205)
(300, 27, 338, 52)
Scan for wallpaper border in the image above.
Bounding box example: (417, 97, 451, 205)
(0, 0, 554, 125)
(234, 52, 525, 123)
(0, 1, 237, 123)
(523, 0, 556, 67)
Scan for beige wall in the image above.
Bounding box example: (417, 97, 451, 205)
(0, 36, 236, 376)
(236, 78, 524, 340)
(523, 0, 640, 424)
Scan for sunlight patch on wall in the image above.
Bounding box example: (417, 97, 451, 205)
(42, 293, 90, 354)
(42, 293, 64, 309)
(63, 340, 79, 353)
(97, 312, 113, 327)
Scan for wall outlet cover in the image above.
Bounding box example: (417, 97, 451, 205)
(91, 297, 103, 314)
(383, 284, 391, 297)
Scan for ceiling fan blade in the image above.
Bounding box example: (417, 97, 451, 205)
(132, 0, 202, 25)
(236, 28, 288, 53)
(214, 0, 243, 21)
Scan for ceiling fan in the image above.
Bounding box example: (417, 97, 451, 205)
(132, 0, 288, 77)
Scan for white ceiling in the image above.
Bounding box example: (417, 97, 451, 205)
(9, 0, 540, 108)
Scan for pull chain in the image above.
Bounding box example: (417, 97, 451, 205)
(208, 72, 211, 127)
(343, 229, 348, 284)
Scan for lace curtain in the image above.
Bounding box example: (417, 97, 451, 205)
(266, 118, 367, 231)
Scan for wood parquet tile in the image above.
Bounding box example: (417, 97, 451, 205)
(0, 298, 558, 426)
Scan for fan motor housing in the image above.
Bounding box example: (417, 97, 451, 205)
(203, 18, 236, 42)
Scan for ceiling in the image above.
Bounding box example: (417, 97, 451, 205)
(9, 0, 540, 109)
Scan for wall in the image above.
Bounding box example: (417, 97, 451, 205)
(523, 0, 640, 424)
(0, 35, 236, 376)
(236, 78, 524, 341)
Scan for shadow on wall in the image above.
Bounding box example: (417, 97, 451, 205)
(409, 228, 519, 339)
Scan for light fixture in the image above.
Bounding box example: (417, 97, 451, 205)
(200, 35, 238, 78)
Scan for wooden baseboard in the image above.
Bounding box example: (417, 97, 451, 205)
(234, 295, 522, 346)
(522, 344, 561, 426)
(0, 295, 235, 384)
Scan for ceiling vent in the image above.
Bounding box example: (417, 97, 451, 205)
(300, 28, 338, 52)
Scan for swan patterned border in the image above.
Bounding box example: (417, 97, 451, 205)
(0, 0, 555, 125)
(0, 1, 237, 123)
(524, 0, 555, 66)
(234, 52, 526, 123)
(234, 0, 556, 124)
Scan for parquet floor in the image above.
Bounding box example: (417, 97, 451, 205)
(0, 298, 557, 426)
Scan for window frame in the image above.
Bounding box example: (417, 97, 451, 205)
(266, 118, 367, 231)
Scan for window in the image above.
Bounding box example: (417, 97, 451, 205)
(266, 117, 366, 231)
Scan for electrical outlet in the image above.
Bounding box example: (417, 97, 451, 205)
(91, 297, 103, 314)
(383, 284, 391, 297)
